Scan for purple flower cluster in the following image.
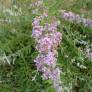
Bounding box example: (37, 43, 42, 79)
(60, 10, 92, 27)
(31, 0, 63, 91)
(32, 14, 62, 80)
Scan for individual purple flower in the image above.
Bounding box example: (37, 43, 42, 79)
(63, 12, 70, 20)
(42, 67, 51, 79)
(54, 32, 62, 44)
(37, 37, 52, 52)
(48, 22, 57, 32)
(32, 17, 40, 26)
(32, 26, 44, 39)
(51, 32, 62, 48)
(84, 19, 92, 27)
(44, 52, 56, 67)
(34, 55, 45, 71)
(50, 68, 61, 81)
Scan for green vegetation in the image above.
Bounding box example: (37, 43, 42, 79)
(0, 0, 92, 92)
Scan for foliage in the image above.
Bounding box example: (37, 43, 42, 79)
(0, 0, 92, 92)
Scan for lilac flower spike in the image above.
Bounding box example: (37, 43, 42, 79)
(60, 10, 92, 27)
(37, 37, 52, 52)
(31, 0, 63, 92)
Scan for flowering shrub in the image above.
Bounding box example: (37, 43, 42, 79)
(31, 0, 63, 91)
